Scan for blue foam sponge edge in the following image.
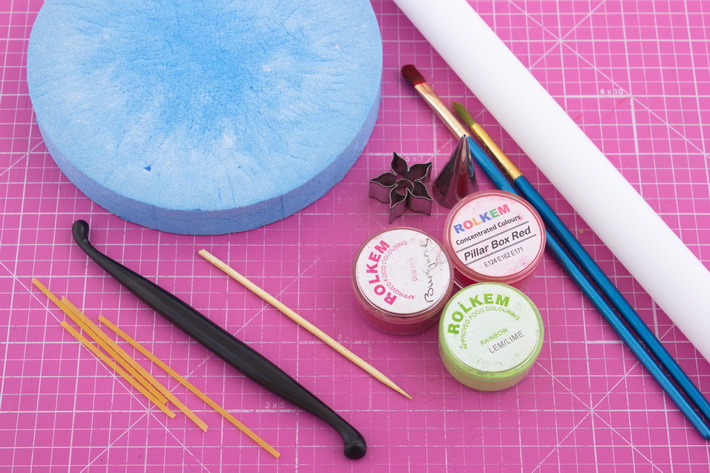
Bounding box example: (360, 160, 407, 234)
(27, 0, 382, 234)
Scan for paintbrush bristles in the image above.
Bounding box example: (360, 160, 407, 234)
(401, 64, 469, 139)
(401, 64, 426, 86)
(452, 102, 476, 127)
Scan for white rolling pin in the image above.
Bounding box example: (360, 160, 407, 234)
(393, 0, 710, 363)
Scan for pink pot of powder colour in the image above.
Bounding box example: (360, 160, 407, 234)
(352, 227, 454, 335)
(443, 190, 546, 288)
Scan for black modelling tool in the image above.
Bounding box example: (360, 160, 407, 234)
(71, 220, 367, 459)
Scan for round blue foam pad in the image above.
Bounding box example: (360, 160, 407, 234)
(27, 0, 382, 234)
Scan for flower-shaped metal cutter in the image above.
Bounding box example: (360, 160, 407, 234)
(369, 153, 433, 223)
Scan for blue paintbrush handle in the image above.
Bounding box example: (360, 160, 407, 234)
(466, 136, 517, 194)
(465, 137, 710, 438)
(514, 174, 710, 421)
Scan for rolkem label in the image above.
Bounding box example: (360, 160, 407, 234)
(355, 229, 451, 316)
(446, 291, 513, 335)
(363, 239, 399, 306)
(451, 204, 511, 234)
(447, 194, 544, 279)
(441, 284, 541, 373)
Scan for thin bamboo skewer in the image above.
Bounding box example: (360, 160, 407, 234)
(198, 249, 412, 400)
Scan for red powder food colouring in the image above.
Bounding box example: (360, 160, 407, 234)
(444, 190, 546, 289)
(352, 227, 454, 335)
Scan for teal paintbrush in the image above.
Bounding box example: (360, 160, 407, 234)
(454, 101, 710, 437)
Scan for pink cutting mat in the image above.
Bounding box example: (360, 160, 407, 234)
(2, 0, 710, 471)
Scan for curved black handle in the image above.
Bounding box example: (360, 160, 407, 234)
(72, 220, 366, 459)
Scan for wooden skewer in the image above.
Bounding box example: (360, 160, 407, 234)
(198, 249, 413, 400)
(99, 315, 281, 458)
(59, 321, 176, 418)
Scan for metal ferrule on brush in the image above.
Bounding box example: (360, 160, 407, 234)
(413, 82, 470, 139)
(469, 123, 522, 180)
